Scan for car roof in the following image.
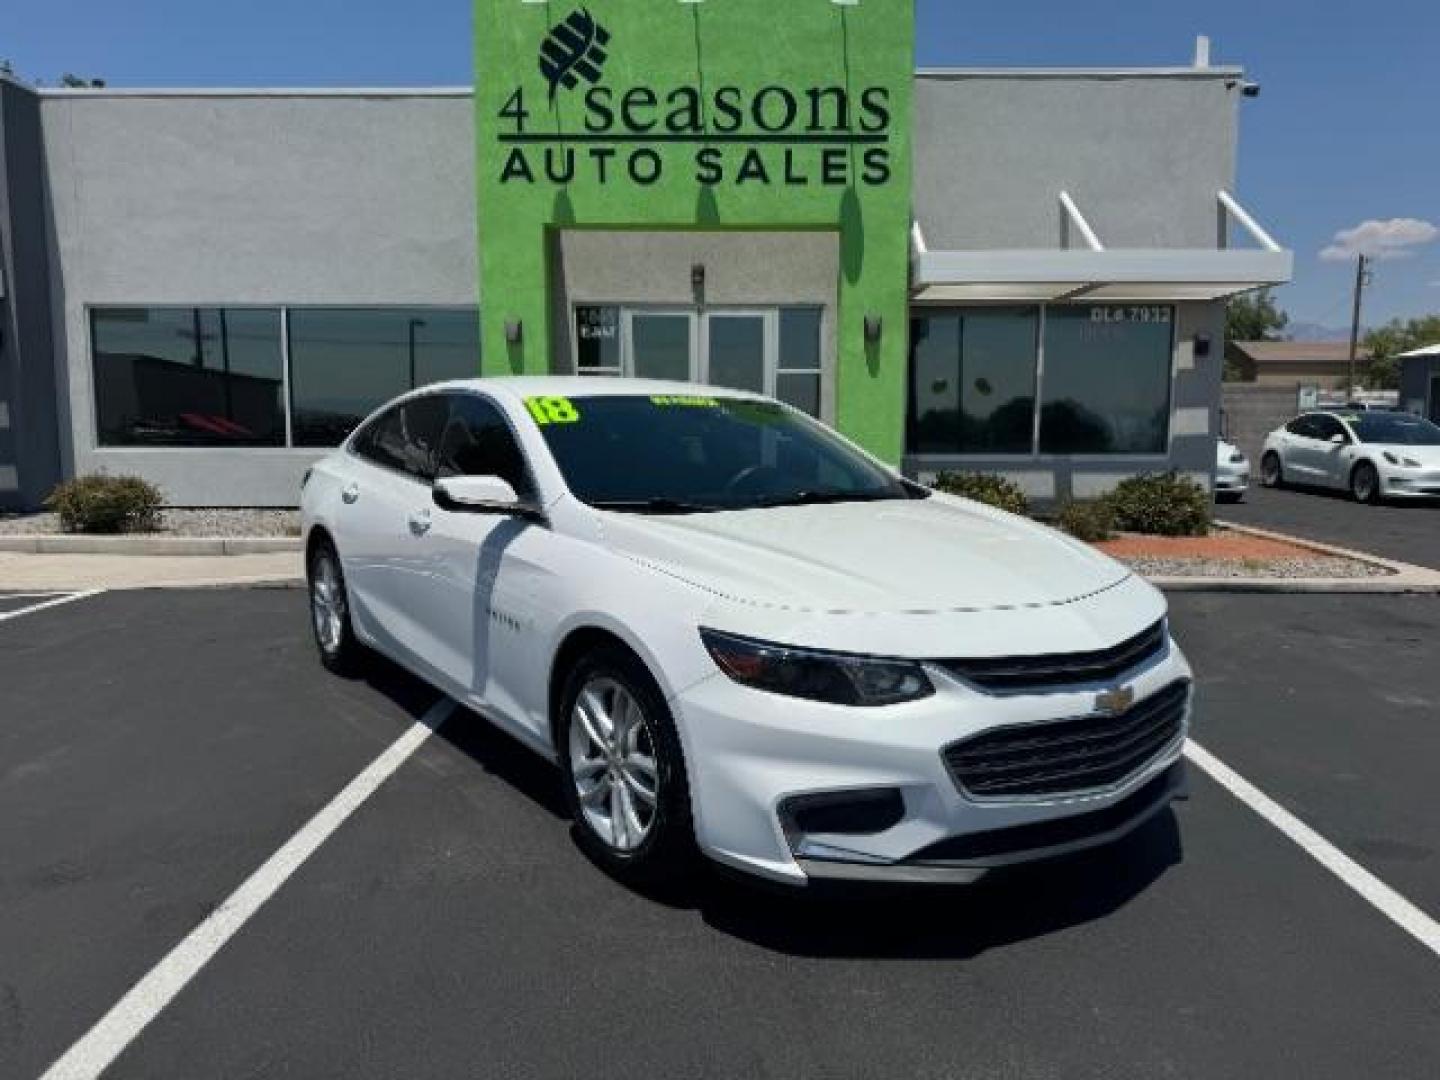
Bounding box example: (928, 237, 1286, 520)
(418, 376, 770, 403)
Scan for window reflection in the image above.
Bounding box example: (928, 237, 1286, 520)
(908, 308, 1037, 454)
(92, 308, 285, 447)
(288, 308, 480, 447)
(1039, 307, 1172, 454)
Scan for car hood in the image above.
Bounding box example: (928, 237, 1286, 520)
(1368, 443, 1440, 466)
(594, 494, 1131, 615)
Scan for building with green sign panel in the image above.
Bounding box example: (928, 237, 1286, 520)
(474, 0, 915, 462)
(0, 7, 1291, 508)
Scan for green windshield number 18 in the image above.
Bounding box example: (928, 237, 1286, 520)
(525, 396, 580, 426)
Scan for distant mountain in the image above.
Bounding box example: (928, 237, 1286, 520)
(1284, 322, 1357, 343)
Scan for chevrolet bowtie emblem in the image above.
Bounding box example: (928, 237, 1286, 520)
(1095, 686, 1136, 715)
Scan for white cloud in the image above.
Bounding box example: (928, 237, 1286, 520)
(1320, 218, 1438, 262)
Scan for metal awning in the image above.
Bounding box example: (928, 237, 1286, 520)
(911, 191, 1294, 304)
(1396, 344, 1440, 360)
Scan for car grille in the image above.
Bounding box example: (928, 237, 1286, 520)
(943, 680, 1190, 799)
(937, 620, 1167, 694)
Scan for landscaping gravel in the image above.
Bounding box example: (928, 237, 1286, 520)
(1117, 555, 1392, 579)
(0, 509, 301, 538)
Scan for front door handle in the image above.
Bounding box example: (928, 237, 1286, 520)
(408, 509, 433, 536)
(341, 482, 360, 505)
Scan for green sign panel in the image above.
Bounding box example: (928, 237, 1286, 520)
(475, 0, 915, 460)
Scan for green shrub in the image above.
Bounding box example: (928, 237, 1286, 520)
(45, 474, 164, 534)
(1103, 472, 1210, 537)
(1056, 500, 1117, 543)
(932, 472, 1029, 516)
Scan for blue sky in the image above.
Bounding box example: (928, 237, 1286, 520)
(5, 0, 1437, 329)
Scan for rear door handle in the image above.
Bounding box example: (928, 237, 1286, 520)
(341, 482, 360, 505)
(408, 509, 432, 536)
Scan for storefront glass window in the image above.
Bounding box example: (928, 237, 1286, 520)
(908, 308, 1038, 454)
(1039, 306, 1173, 454)
(92, 307, 285, 447)
(288, 307, 480, 447)
(777, 308, 822, 417)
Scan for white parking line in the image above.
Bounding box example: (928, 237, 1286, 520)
(0, 589, 104, 623)
(39, 696, 456, 1080)
(1186, 740, 1440, 960)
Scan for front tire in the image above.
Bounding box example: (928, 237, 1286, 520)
(307, 538, 365, 675)
(1351, 461, 1382, 505)
(557, 643, 695, 888)
(1260, 452, 1284, 489)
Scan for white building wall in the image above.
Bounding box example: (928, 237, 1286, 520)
(41, 90, 477, 505)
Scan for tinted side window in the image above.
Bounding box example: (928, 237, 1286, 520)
(351, 397, 446, 482)
(353, 406, 408, 473)
(400, 396, 447, 481)
(1286, 415, 1318, 438)
(1311, 415, 1345, 442)
(435, 394, 534, 498)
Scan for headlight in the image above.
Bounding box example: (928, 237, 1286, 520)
(699, 628, 934, 707)
(1381, 452, 1422, 468)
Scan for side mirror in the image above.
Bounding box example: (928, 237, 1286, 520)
(433, 475, 541, 520)
(1329, 433, 1348, 446)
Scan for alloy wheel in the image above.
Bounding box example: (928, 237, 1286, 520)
(1261, 453, 1282, 487)
(310, 551, 346, 654)
(567, 676, 660, 853)
(1353, 464, 1378, 503)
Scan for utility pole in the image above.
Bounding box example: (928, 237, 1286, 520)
(1347, 254, 1371, 398)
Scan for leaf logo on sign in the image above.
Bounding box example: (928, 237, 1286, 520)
(539, 8, 612, 102)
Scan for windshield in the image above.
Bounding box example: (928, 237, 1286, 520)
(1339, 413, 1440, 446)
(530, 394, 918, 513)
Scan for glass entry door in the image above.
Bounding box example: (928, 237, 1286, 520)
(702, 312, 770, 395)
(626, 311, 696, 383)
(622, 309, 775, 391)
(577, 304, 821, 417)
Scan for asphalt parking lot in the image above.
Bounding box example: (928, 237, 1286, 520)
(1223, 481, 1440, 570)
(3, 588, 1439, 1078)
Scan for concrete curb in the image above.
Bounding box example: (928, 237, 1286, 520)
(1143, 520, 1440, 595)
(0, 535, 301, 556)
(1150, 576, 1440, 595)
(135, 576, 306, 591)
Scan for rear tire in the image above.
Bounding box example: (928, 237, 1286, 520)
(557, 642, 696, 889)
(307, 538, 365, 676)
(1260, 452, 1284, 489)
(1351, 461, 1382, 505)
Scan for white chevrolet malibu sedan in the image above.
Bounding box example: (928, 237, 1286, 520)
(301, 378, 1192, 888)
(1261, 410, 1440, 503)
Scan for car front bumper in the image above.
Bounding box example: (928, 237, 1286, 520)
(1381, 468, 1440, 497)
(1215, 463, 1250, 493)
(675, 639, 1193, 886)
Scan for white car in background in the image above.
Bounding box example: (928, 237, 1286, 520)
(1215, 438, 1249, 502)
(1260, 410, 1440, 504)
(301, 378, 1192, 889)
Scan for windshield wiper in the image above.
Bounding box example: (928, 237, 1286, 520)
(589, 498, 721, 516)
(755, 489, 901, 509)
